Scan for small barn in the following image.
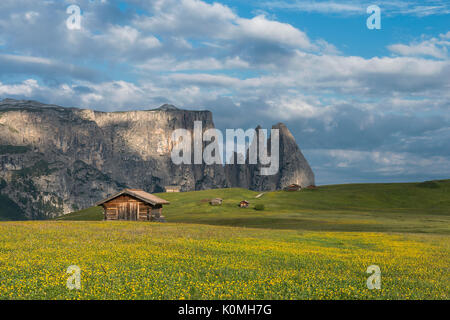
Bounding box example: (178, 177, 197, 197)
(165, 185, 181, 193)
(210, 198, 223, 206)
(96, 189, 170, 222)
(239, 200, 250, 208)
(284, 184, 302, 192)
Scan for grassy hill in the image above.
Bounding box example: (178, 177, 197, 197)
(1, 180, 449, 299)
(58, 180, 450, 234)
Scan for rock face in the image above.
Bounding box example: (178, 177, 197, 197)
(0, 99, 314, 219)
(225, 123, 315, 191)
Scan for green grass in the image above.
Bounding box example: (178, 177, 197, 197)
(0, 221, 448, 299)
(55, 206, 103, 221)
(61, 180, 450, 234)
(1, 180, 449, 299)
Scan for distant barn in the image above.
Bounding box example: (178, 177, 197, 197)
(96, 189, 170, 222)
(210, 198, 223, 206)
(239, 200, 250, 208)
(165, 185, 181, 193)
(284, 184, 302, 191)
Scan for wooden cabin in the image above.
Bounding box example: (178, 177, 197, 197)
(239, 200, 250, 208)
(96, 189, 170, 222)
(165, 185, 181, 193)
(210, 198, 223, 206)
(284, 184, 302, 192)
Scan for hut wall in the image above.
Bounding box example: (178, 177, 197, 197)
(152, 204, 162, 219)
(102, 195, 155, 221)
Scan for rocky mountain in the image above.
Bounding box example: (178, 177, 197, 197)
(225, 123, 315, 191)
(0, 98, 314, 219)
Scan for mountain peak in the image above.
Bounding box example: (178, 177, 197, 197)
(155, 104, 180, 111)
(273, 122, 287, 129)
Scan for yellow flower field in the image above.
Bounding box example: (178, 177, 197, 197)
(0, 221, 448, 300)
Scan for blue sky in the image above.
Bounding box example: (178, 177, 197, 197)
(0, 0, 449, 185)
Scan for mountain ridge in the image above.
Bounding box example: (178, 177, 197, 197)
(0, 98, 314, 219)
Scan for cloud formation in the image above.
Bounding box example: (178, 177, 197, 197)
(0, 0, 448, 184)
(388, 33, 450, 59)
(262, 0, 450, 17)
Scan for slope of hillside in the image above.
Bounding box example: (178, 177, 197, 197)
(59, 180, 450, 234)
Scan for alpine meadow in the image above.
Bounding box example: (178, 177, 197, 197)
(0, 0, 449, 304)
(0, 181, 448, 299)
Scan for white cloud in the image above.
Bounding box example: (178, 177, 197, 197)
(137, 55, 250, 72)
(134, 0, 320, 52)
(0, 0, 449, 184)
(24, 11, 39, 22)
(265, 96, 329, 119)
(0, 53, 53, 65)
(314, 148, 450, 177)
(263, 1, 363, 14)
(399, 4, 450, 17)
(235, 15, 314, 50)
(169, 73, 239, 87)
(133, 0, 236, 37)
(78, 81, 147, 108)
(0, 53, 100, 81)
(262, 0, 450, 17)
(0, 79, 39, 96)
(90, 25, 162, 61)
(388, 35, 449, 59)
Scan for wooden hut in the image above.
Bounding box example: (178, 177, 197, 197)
(165, 185, 181, 193)
(239, 200, 250, 208)
(284, 184, 302, 191)
(210, 198, 223, 206)
(96, 189, 170, 222)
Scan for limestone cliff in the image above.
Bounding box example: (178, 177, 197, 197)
(0, 99, 314, 219)
(225, 123, 315, 191)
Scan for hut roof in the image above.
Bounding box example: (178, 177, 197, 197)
(96, 189, 170, 206)
(210, 198, 223, 205)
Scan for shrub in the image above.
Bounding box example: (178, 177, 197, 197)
(254, 204, 265, 211)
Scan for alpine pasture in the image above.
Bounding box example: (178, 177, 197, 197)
(0, 180, 449, 299)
